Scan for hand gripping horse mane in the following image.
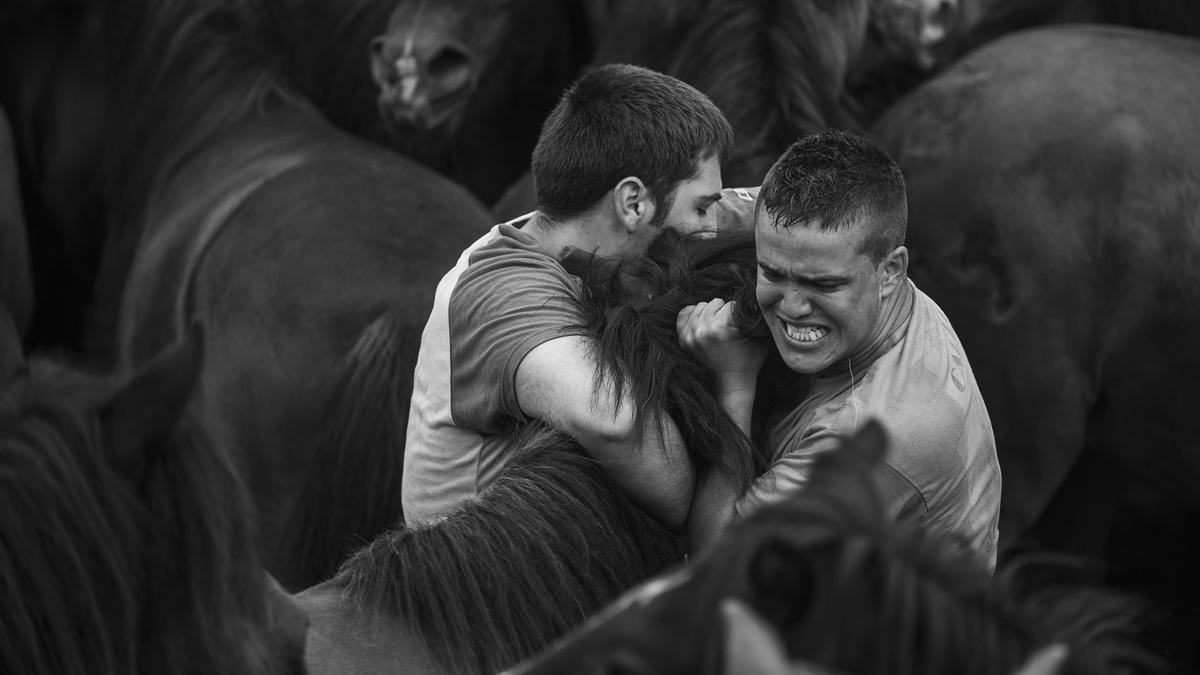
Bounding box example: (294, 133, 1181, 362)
(0, 313, 307, 675)
(506, 420, 1158, 675)
(296, 229, 774, 674)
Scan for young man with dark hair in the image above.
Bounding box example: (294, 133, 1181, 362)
(403, 63, 735, 530)
(679, 130, 1001, 568)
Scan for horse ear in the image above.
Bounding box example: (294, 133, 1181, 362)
(748, 538, 815, 629)
(101, 323, 205, 480)
(720, 598, 792, 675)
(846, 418, 888, 465)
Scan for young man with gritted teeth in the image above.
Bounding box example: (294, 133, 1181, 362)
(679, 130, 1002, 570)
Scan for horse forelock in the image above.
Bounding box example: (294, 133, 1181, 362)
(337, 427, 679, 675)
(666, 0, 867, 184)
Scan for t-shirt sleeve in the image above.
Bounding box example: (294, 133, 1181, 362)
(733, 427, 841, 517)
(447, 248, 585, 431)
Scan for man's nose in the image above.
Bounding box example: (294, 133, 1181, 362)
(779, 288, 813, 317)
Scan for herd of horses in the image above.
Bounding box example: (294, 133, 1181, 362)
(1, 0, 1199, 672)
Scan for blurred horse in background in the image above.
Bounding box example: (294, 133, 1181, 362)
(874, 25, 1200, 671)
(0, 0, 493, 589)
(366, 0, 594, 205)
(371, 0, 960, 217)
(507, 421, 1157, 675)
(0, 314, 308, 674)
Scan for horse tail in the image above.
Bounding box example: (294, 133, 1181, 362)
(337, 425, 681, 675)
(282, 308, 416, 589)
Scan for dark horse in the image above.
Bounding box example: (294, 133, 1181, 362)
(507, 421, 1157, 675)
(873, 25, 1200, 671)
(0, 0, 494, 589)
(297, 230, 773, 674)
(271, 0, 592, 206)
(0, 313, 308, 674)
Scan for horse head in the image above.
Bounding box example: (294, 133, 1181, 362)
(0, 324, 308, 674)
(506, 419, 1149, 674)
(370, 0, 588, 134)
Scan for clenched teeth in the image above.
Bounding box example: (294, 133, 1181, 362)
(784, 324, 829, 342)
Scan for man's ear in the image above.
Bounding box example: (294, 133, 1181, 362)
(879, 245, 908, 299)
(612, 176, 654, 233)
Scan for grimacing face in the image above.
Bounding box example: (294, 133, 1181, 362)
(754, 209, 902, 375)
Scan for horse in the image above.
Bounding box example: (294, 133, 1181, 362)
(350, 0, 593, 205)
(373, 0, 962, 220)
(297, 228, 775, 674)
(0, 0, 495, 590)
(297, 427, 682, 674)
(0, 313, 308, 674)
(490, 0, 878, 221)
(872, 25, 1200, 671)
(942, 0, 1200, 63)
(505, 420, 1158, 675)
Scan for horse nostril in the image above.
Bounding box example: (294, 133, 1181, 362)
(425, 45, 473, 94)
(369, 36, 387, 59)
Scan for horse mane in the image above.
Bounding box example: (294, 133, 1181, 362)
(0, 362, 140, 675)
(64, 0, 303, 227)
(336, 424, 680, 675)
(687, 425, 1158, 675)
(566, 228, 796, 488)
(602, 0, 867, 184)
(0, 356, 285, 674)
(281, 308, 417, 587)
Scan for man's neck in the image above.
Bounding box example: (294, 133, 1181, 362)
(520, 209, 618, 259)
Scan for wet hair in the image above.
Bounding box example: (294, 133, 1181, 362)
(757, 130, 906, 261)
(531, 63, 734, 222)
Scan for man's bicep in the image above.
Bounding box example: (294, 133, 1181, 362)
(515, 335, 636, 441)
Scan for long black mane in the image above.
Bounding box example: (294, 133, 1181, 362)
(0, 354, 291, 674)
(336, 425, 680, 675)
(565, 228, 800, 489)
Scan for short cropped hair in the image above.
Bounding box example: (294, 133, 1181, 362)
(757, 130, 907, 261)
(531, 63, 734, 221)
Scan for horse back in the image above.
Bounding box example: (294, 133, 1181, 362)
(873, 27, 1200, 665)
(116, 108, 492, 584)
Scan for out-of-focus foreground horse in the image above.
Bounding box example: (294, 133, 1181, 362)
(506, 421, 1156, 675)
(0, 0, 493, 589)
(0, 313, 308, 674)
(874, 25, 1200, 671)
